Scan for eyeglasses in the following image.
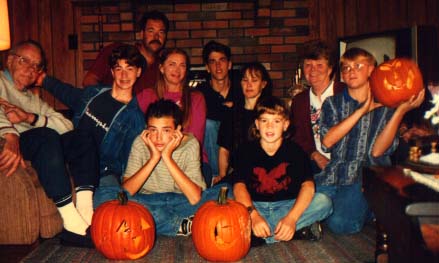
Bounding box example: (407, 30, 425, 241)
(12, 54, 44, 73)
(340, 63, 367, 74)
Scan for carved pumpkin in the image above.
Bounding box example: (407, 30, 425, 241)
(370, 58, 424, 108)
(91, 192, 155, 260)
(192, 187, 251, 262)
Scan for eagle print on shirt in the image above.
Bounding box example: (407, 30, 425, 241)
(252, 162, 292, 194)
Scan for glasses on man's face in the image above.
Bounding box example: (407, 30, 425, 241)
(12, 54, 44, 73)
(340, 63, 367, 74)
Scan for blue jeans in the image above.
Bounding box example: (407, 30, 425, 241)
(254, 193, 332, 244)
(316, 183, 370, 234)
(94, 183, 232, 236)
(203, 119, 220, 177)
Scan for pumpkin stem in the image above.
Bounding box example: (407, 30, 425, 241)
(117, 191, 128, 205)
(218, 186, 228, 205)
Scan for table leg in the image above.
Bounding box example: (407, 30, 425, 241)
(375, 220, 389, 263)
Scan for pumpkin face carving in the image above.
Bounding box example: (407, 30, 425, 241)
(370, 58, 424, 108)
(192, 187, 251, 262)
(91, 192, 155, 260)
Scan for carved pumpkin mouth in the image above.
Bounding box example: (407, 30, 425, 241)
(214, 223, 236, 245)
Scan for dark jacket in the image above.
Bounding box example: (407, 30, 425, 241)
(42, 76, 145, 178)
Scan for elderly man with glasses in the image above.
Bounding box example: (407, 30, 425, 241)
(0, 40, 98, 247)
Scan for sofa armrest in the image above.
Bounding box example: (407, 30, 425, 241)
(0, 165, 40, 244)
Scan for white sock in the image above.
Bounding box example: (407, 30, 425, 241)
(75, 190, 94, 225)
(58, 202, 89, 235)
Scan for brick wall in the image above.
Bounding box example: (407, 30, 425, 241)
(78, 0, 311, 98)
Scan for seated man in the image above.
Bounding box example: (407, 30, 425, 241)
(0, 40, 98, 247)
(197, 40, 240, 182)
(94, 99, 230, 236)
(39, 44, 145, 244)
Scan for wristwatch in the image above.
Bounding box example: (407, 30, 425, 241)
(247, 205, 256, 215)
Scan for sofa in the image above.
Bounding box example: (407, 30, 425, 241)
(0, 158, 63, 244)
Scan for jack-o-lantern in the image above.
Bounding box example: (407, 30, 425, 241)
(192, 187, 251, 262)
(91, 192, 155, 260)
(370, 58, 424, 108)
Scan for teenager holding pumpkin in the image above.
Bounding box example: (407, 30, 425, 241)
(233, 96, 332, 245)
(317, 47, 425, 234)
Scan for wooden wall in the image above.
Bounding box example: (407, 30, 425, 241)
(2, 0, 438, 108)
(313, 0, 439, 43)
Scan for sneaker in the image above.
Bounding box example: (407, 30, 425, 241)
(177, 215, 194, 236)
(294, 222, 323, 241)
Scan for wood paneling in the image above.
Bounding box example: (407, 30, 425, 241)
(8, 0, 77, 109)
(312, 0, 439, 44)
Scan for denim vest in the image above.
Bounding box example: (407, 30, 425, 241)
(43, 76, 145, 179)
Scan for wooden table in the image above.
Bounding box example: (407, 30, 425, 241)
(363, 166, 439, 263)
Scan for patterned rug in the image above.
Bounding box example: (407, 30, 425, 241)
(21, 225, 375, 263)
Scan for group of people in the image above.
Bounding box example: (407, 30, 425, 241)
(0, 9, 425, 249)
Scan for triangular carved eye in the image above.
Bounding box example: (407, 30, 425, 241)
(116, 220, 131, 233)
(140, 217, 152, 230)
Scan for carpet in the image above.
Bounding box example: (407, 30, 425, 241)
(21, 225, 375, 263)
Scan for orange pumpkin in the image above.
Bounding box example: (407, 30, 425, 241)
(91, 192, 155, 260)
(370, 58, 424, 108)
(192, 187, 251, 262)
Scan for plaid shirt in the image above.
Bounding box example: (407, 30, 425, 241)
(316, 89, 398, 186)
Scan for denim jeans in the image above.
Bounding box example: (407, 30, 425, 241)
(316, 183, 369, 234)
(203, 119, 220, 177)
(20, 128, 99, 206)
(94, 183, 233, 236)
(254, 193, 332, 244)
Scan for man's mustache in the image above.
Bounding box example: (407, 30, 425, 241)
(148, 40, 162, 46)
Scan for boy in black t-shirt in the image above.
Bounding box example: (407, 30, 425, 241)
(233, 96, 332, 245)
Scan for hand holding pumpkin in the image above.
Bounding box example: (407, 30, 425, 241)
(395, 89, 425, 114)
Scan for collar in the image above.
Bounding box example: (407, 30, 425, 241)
(342, 87, 358, 103)
(3, 70, 29, 92)
(3, 70, 13, 83)
(309, 81, 334, 102)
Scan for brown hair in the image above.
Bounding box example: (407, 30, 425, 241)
(155, 48, 192, 128)
(249, 96, 292, 141)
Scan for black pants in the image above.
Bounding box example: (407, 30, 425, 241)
(20, 128, 99, 206)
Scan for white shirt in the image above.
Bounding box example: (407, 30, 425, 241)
(309, 81, 334, 159)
